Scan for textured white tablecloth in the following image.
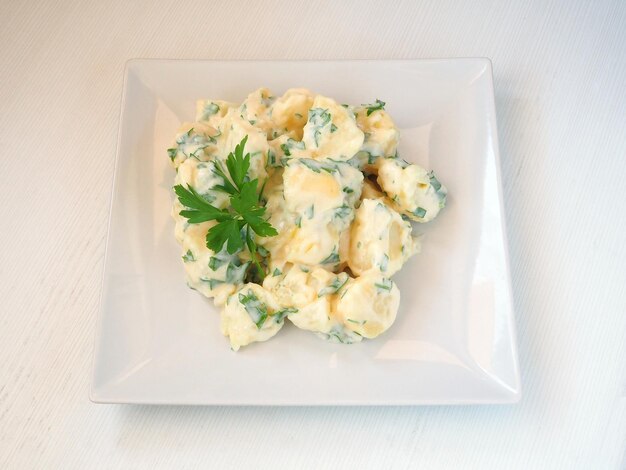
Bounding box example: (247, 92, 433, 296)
(1, 1, 624, 468)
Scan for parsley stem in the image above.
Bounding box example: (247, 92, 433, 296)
(252, 248, 265, 281)
(246, 225, 265, 281)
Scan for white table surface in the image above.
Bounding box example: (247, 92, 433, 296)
(1, 1, 624, 468)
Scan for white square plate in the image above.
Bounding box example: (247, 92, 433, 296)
(91, 59, 520, 405)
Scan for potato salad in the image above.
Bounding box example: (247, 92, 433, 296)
(167, 88, 447, 351)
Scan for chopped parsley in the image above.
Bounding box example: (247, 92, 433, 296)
(363, 99, 386, 116)
(308, 108, 332, 147)
(379, 254, 389, 272)
(428, 171, 447, 208)
(413, 207, 427, 218)
(182, 250, 195, 263)
(200, 277, 224, 290)
(273, 307, 298, 323)
(239, 290, 269, 329)
(319, 327, 360, 344)
(320, 249, 340, 265)
(299, 158, 337, 174)
(266, 149, 278, 167)
(333, 205, 352, 219)
(288, 138, 306, 150)
(318, 275, 349, 297)
(200, 102, 220, 120)
(375, 278, 393, 292)
(226, 262, 248, 284)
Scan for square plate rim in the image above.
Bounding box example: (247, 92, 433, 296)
(90, 58, 521, 406)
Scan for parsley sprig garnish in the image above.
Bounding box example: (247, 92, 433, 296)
(364, 99, 386, 116)
(174, 136, 277, 279)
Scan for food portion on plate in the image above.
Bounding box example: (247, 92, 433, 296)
(167, 88, 447, 351)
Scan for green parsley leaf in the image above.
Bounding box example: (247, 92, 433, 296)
(206, 218, 244, 254)
(175, 136, 278, 280)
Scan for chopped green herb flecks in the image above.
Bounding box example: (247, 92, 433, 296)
(342, 187, 354, 194)
(363, 99, 386, 116)
(320, 249, 340, 265)
(200, 102, 220, 120)
(267, 149, 278, 167)
(209, 246, 239, 271)
(256, 245, 269, 257)
(330, 123, 338, 133)
(308, 108, 332, 147)
(375, 278, 393, 292)
(272, 268, 282, 277)
(308, 107, 331, 127)
(333, 205, 352, 219)
(182, 250, 195, 263)
(280, 143, 291, 156)
(299, 158, 337, 174)
(318, 275, 349, 297)
(413, 207, 427, 218)
(428, 171, 447, 209)
(200, 277, 224, 290)
(171, 127, 217, 162)
(379, 254, 389, 272)
(388, 154, 410, 169)
(226, 262, 249, 284)
(239, 290, 268, 329)
(305, 205, 315, 219)
(287, 138, 305, 150)
(273, 307, 297, 323)
(319, 326, 360, 344)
